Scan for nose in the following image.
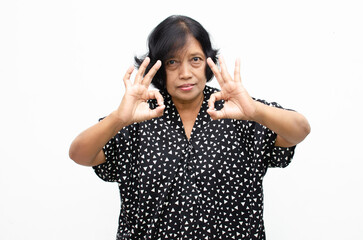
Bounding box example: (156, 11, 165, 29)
(179, 62, 192, 80)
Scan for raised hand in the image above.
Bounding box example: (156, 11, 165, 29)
(115, 57, 165, 126)
(69, 58, 164, 166)
(206, 56, 257, 121)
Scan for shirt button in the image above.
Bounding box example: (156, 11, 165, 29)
(188, 144, 193, 151)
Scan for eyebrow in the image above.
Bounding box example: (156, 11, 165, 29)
(166, 51, 205, 60)
(190, 52, 205, 57)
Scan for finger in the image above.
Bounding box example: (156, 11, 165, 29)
(207, 107, 225, 120)
(148, 105, 165, 119)
(148, 90, 164, 107)
(123, 65, 134, 88)
(234, 58, 241, 82)
(208, 92, 222, 110)
(135, 57, 150, 84)
(146, 92, 165, 119)
(142, 60, 162, 86)
(207, 57, 224, 86)
(219, 56, 232, 82)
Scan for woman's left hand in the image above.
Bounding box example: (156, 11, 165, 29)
(207, 56, 311, 147)
(207, 56, 257, 121)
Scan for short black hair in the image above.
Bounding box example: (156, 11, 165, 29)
(134, 15, 219, 90)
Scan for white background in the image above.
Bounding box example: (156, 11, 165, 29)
(1, 0, 363, 239)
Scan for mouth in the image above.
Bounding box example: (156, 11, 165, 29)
(178, 84, 195, 91)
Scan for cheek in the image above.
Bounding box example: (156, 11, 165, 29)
(165, 73, 174, 91)
(165, 80, 171, 92)
(198, 64, 207, 76)
(197, 67, 207, 82)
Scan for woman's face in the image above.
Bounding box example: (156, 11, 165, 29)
(164, 36, 207, 106)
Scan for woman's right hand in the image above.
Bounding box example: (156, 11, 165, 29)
(114, 57, 165, 127)
(69, 57, 164, 166)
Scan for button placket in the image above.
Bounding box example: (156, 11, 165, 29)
(186, 143, 195, 171)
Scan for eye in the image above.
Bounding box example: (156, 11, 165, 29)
(192, 57, 201, 62)
(167, 60, 176, 65)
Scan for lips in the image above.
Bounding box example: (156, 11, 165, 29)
(178, 84, 195, 91)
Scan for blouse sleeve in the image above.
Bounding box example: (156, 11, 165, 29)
(254, 100, 296, 168)
(268, 145, 296, 168)
(92, 119, 138, 183)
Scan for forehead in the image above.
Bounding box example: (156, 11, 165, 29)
(169, 36, 204, 58)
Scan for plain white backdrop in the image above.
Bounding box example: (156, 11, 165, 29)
(1, 0, 362, 239)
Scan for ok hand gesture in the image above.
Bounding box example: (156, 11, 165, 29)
(116, 57, 165, 126)
(206, 56, 257, 121)
(69, 57, 164, 166)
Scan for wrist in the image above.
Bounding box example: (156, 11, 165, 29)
(251, 101, 267, 124)
(109, 110, 128, 131)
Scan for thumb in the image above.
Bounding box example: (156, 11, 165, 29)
(207, 108, 225, 120)
(147, 105, 165, 120)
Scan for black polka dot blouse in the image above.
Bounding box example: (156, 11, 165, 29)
(93, 86, 296, 240)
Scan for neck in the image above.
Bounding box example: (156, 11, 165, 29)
(172, 93, 204, 113)
(172, 93, 204, 140)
